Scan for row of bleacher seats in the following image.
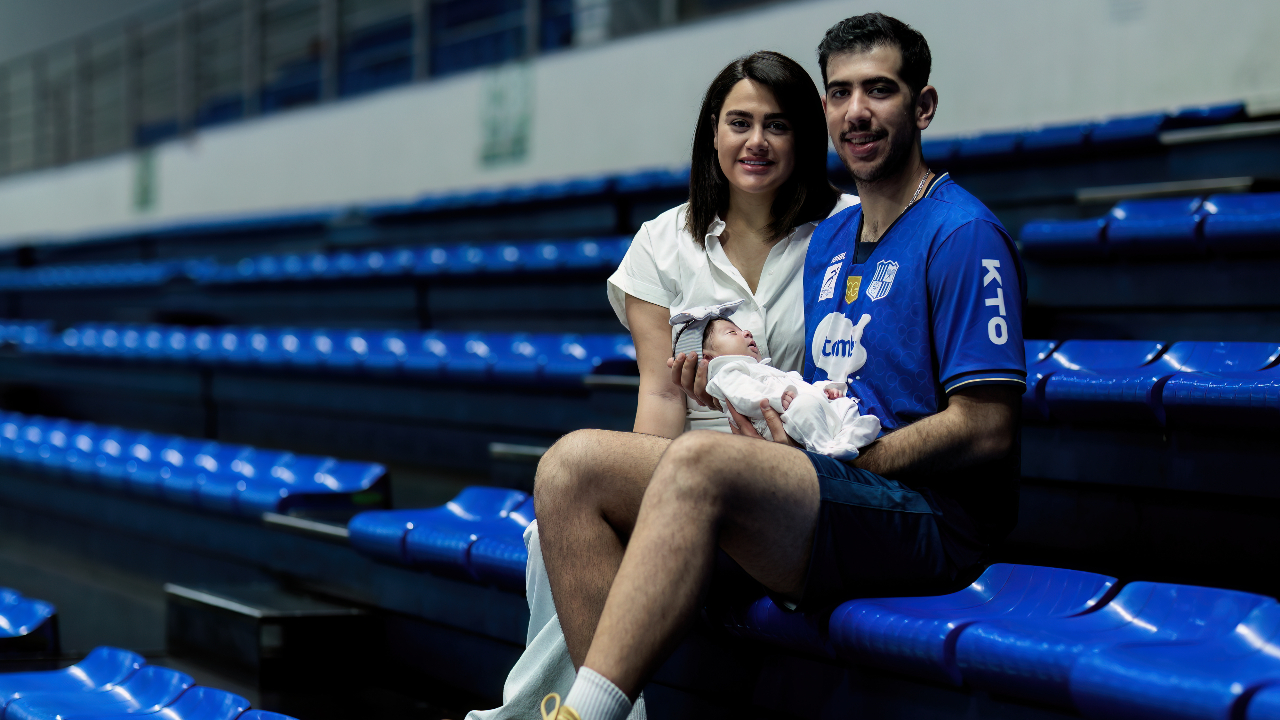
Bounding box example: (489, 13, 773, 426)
(0, 410, 387, 518)
(9, 98, 1259, 257)
(347, 487, 1280, 720)
(1021, 192, 1280, 258)
(922, 101, 1246, 164)
(12, 322, 1278, 429)
(0, 645, 295, 720)
(17, 322, 636, 382)
(0, 587, 57, 657)
(0, 237, 631, 292)
(1023, 339, 1280, 426)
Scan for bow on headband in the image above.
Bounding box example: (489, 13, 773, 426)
(669, 299, 746, 358)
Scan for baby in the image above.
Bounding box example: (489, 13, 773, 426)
(699, 317, 881, 460)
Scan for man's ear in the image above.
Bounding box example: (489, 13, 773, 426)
(916, 85, 938, 131)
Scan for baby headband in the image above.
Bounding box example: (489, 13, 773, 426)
(669, 299, 745, 358)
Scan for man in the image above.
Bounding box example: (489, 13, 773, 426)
(536, 13, 1026, 720)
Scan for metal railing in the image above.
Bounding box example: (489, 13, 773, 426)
(0, 0, 780, 181)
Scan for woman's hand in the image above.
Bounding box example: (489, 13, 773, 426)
(667, 352, 722, 411)
(727, 400, 797, 447)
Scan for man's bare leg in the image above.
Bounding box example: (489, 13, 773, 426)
(581, 430, 820, 697)
(534, 429, 670, 667)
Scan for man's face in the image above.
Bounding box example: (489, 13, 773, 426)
(823, 45, 925, 184)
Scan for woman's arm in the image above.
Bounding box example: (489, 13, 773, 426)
(625, 294, 688, 439)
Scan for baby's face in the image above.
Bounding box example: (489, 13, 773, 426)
(704, 320, 761, 360)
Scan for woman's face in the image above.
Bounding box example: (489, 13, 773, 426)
(713, 79, 795, 200)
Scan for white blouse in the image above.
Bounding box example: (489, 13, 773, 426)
(607, 195, 859, 430)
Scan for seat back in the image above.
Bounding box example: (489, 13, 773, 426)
(1109, 196, 1202, 222)
(1166, 341, 1280, 374)
(157, 686, 250, 720)
(74, 646, 147, 688)
(1041, 340, 1165, 372)
(116, 665, 196, 707)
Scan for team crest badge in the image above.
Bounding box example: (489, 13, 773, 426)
(865, 260, 899, 301)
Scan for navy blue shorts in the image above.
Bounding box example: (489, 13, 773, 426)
(794, 449, 974, 611)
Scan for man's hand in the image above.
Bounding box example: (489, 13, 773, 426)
(667, 352, 722, 411)
(727, 400, 797, 447)
(824, 388, 841, 400)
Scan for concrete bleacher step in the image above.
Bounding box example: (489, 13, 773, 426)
(165, 584, 372, 692)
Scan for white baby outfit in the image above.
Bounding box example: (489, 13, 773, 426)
(705, 355, 881, 461)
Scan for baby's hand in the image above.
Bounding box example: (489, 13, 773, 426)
(825, 388, 841, 400)
(781, 389, 796, 410)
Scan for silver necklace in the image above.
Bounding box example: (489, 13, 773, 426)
(905, 167, 932, 211)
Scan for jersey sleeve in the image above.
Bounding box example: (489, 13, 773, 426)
(926, 219, 1027, 394)
(606, 222, 676, 329)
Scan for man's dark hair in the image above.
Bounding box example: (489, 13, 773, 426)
(686, 51, 839, 245)
(817, 13, 931, 98)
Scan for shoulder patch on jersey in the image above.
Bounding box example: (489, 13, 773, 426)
(818, 260, 841, 301)
(866, 260, 899, 302)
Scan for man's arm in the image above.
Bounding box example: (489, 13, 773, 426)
(739, 383, 1019, 477)
(851, 384, 1019, 478)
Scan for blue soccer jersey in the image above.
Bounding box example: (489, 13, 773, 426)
(803, 173, 1026, 543)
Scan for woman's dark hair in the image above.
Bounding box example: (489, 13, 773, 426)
(685, 51, 839, 245)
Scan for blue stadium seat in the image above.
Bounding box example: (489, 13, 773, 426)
(1047, 341, 1277, 425)
(1021, 122, 1092, 155)
(615, 167, 689, 194)
(1167, 101, 1246, 129)
(921, 138, 958, 165)
(0, 646, 144, 706)
(238, 711, 300, 720)
(716, 594, 832, 658)
(954, 583, 1276, 707)
(403, 487, 530, 577)
(1019, 217, 1108, 258)
(95, 429, 149, 491)
(1250, 689, 1280, 720)
(1106, 196, 1206, 254)
(828, 564, 1117, 686)
(64, 423, 107, 480)
(1041, 340, 1169, 424)
(443, 333, 496, 380)
(1068, 602, 1280, 720)
(349, 487, 527, 568)
(467, 494, 535, 589)
(125, 436, 206, 498)
(957, 131, 1021, 161)
(91, 686, 248, 720)
(1202, 192, 1280, 252)
(363, 331, 409, 374)
(413, 246, 450, 276)
(3, 665, 194, 720)
(196, 446, 295, 514)
(521, 242, 564, 272)
(0, 588, 58, 655)
(1090, 112, 1168, 147)
(1022, 339, 1059, 420)
(159, 439, 223, 505)
(1160, 343, 1280, 427)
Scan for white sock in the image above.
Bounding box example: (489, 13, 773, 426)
(562, 666, 631, 720)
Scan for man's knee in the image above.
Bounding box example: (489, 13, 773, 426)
(650, 430, 735, 506)
(533, 429, 610, 510)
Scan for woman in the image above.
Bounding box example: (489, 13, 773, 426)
(464, 51, 855, 720)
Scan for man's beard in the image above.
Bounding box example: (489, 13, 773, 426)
(846, 126, 915, 186)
